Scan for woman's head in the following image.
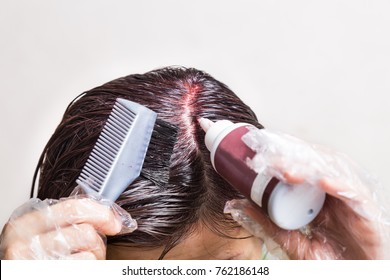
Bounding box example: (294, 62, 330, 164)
(35, 67, 263, 259)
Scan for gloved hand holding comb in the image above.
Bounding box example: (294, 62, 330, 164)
(0, 188, 136, 259)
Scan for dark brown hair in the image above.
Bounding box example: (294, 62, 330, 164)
(34, 67, 263, 258)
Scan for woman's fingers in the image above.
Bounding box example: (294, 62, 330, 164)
(39, 223, 106, 259)
(282, 171, 305, 185)
(12, 198, 122, 236)
(3, 223, 106, 260)
(0, 197, 136, 259)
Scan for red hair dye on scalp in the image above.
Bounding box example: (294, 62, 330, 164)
(181, 82, 201, 147)
(199, 118, 326, 230)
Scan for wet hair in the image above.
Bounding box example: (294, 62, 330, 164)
(33, 67, 263, 258)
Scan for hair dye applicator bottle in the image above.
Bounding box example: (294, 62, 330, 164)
(199, 118, 326, 230)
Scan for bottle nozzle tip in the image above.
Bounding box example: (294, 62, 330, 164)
(198, 117, 214, 132)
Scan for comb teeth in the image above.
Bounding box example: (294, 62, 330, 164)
(76, 98, 157, 201)
(78, 102, 135, 192)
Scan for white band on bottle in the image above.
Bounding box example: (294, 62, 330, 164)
(250, 173, 273, 207)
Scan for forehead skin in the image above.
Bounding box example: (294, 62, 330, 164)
(106, 225, 263, 260)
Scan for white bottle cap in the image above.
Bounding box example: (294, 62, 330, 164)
(267, 182, 326, 230)
(204, 119, 233, 151)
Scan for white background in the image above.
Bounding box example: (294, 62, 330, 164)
(1, 0, 389, 228)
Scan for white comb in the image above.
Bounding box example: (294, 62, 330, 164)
(76, 98, 157, 202)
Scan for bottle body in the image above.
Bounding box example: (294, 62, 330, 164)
(202, 119, 326, 230)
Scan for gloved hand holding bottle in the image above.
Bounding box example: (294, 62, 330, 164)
(200, 118, 390, 259)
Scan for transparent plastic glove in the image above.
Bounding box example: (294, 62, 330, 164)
(0, 187, 137, 260)
(224, 128, 390, 260)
